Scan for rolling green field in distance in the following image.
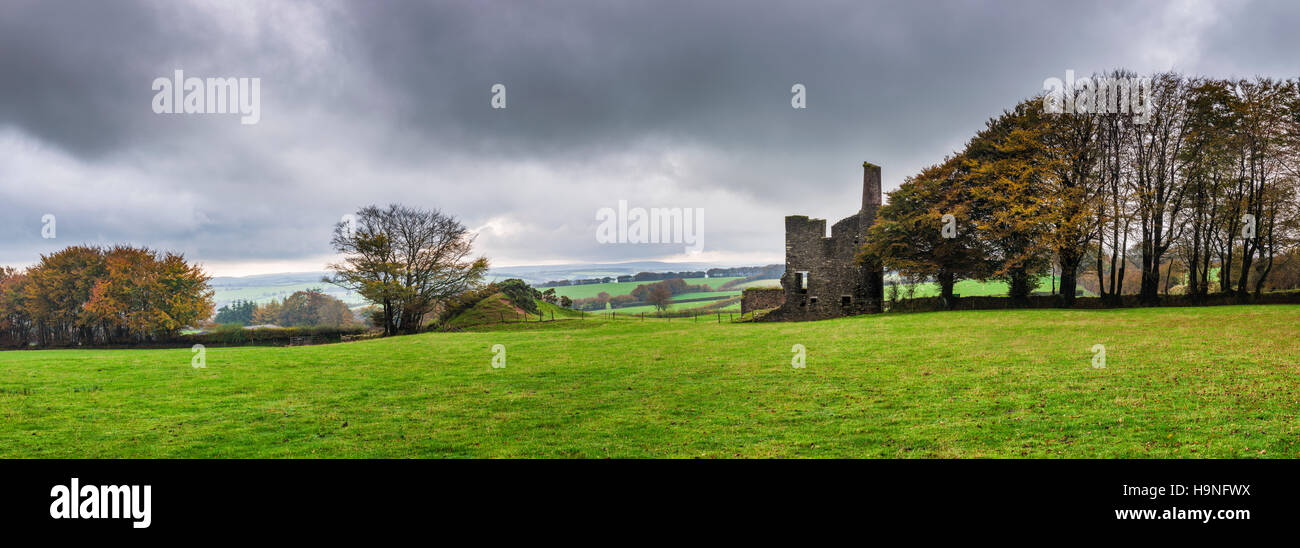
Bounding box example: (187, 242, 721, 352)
(606, 298, 741, 315)
(670, 290, 741, 301)
(2, 305, 1297, 458)
(549, 277, 743, 300)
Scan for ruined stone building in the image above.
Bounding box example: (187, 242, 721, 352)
(752, 162, 884, 321)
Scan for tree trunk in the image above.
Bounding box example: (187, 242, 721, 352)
(938, 271, 955, 309)
(1237, 245, 1255, 303)
(1058, 249, 1081, 308)
(1163, 261, 1173, 296)
(1139, 254, 1161, 305)
(382, 299, 394, 336)
(1008, 268, 1031, 306)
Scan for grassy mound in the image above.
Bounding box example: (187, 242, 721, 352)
(442, 292, 581, 329)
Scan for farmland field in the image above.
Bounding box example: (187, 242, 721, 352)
(549, 277, 743, 300)
(608, 298, 741, 315)
(2, 305, 1297, 458)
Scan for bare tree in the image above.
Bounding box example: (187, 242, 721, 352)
(1177, 78, 1235, 298)
(1129, 72, 1190, 304)
(1093, 90, 1137, 304)
(326, 204, 488, 335)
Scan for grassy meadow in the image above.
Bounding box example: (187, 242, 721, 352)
(1, 305, 1297, 458)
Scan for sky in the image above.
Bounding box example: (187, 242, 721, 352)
(2, 0, 1298, 277)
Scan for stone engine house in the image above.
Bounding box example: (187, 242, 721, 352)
(761, 162, 885, 321)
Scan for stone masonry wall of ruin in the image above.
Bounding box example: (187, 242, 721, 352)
(761, 162, 884, 321)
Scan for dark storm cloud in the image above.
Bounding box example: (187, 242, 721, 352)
(1, 0, 1296, 274)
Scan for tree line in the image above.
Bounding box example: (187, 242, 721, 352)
(1, 204, 492, 344)
(862, 71, 1300, 306)
(0, 246, 213, 346)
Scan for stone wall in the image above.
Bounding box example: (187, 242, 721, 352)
(741, 287, 785, 314)
(887, 290, 1300, 313)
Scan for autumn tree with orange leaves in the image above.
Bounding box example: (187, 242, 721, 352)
(0, 245, 212, 346)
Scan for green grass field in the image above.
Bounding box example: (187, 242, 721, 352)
(2, 305, 1297, 458)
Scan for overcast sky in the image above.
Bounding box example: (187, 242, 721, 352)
(2, 0, 1297, 276)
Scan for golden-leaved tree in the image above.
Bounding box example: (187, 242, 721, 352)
(0, 245, 212, 346)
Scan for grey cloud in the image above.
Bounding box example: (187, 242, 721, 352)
(1, 0, 1297, 272)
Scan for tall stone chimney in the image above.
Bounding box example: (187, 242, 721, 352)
(860, 161, 884, 312)
(861, 161, 881, 213)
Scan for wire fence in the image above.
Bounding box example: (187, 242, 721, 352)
(490, 308, 743, 324)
